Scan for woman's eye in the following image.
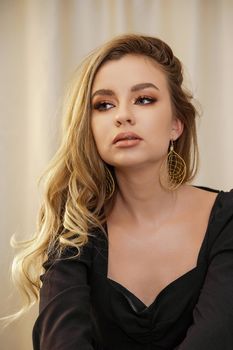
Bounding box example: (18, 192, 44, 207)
(135, 96, 156, 105)
(93, 101, 114, 111)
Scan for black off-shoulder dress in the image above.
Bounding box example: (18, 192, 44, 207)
(32, 187, 233, 349)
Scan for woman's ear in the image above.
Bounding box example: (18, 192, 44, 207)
(171, 118, 184, 140)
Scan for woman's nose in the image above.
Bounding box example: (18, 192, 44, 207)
(114, 104, 135, 126)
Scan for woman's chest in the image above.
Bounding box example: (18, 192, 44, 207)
(106, 218, 208, 307)
(90, 234, 208, 348)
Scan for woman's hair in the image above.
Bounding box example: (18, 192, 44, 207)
(6, 33, 199, 322)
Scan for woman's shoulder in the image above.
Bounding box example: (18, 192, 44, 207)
(182, 184, 233, 210)
(179, 184, 233, 248)
(189, 184, 233, 213)
(191, 185, 233, 256)
(177, 184, 220, 222)
(184, 184, 233, 223)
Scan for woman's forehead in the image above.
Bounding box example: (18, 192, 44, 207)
(92, 54, 167, 92)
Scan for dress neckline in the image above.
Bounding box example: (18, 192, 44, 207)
(101, 186, 222, 311)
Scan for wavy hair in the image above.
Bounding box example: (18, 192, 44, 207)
(4, 33, 199, 323)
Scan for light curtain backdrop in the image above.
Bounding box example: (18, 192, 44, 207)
(1, 0, 233, 348)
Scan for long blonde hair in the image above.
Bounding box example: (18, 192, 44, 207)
(6, 33, 199, 322)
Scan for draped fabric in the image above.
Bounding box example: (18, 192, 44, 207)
(1, 1, 233, 349)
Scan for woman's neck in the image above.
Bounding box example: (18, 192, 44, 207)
(109, 166, 185, 228)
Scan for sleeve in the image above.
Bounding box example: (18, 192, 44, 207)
(32, 242, 95, 350)
(175, 191, 233, 350)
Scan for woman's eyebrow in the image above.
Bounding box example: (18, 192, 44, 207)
(91, 89, 114, 99)
(91, 82, 159, 100)
(131, 82, 159, 92)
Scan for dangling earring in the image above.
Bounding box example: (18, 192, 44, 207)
(105, 166, 116, 199)
(159, 140, 186, 191)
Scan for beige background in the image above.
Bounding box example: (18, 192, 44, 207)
(1, 0, 233, 349)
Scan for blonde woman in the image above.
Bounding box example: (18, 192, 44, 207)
(12, 35, 233, 349)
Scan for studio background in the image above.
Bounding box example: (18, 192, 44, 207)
(1, 0, 233, 349)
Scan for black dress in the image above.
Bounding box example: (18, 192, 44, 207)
(32, 186, 233, 349)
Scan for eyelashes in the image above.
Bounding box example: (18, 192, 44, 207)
(93, 101, 113, 111)
(92, 96, 157, 111)
(135, 96, 156, 105)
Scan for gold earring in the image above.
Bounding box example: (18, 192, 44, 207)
(159, 140, 186, 191)
(105, 166, 116, 199)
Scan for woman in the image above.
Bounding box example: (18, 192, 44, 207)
(12, 34, 233, 349)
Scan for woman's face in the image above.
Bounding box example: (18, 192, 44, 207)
(91, 54, 183, 170)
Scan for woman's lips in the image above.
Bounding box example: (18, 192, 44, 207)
(113, 139, 142, 147)
(112, 132, 142, 144)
